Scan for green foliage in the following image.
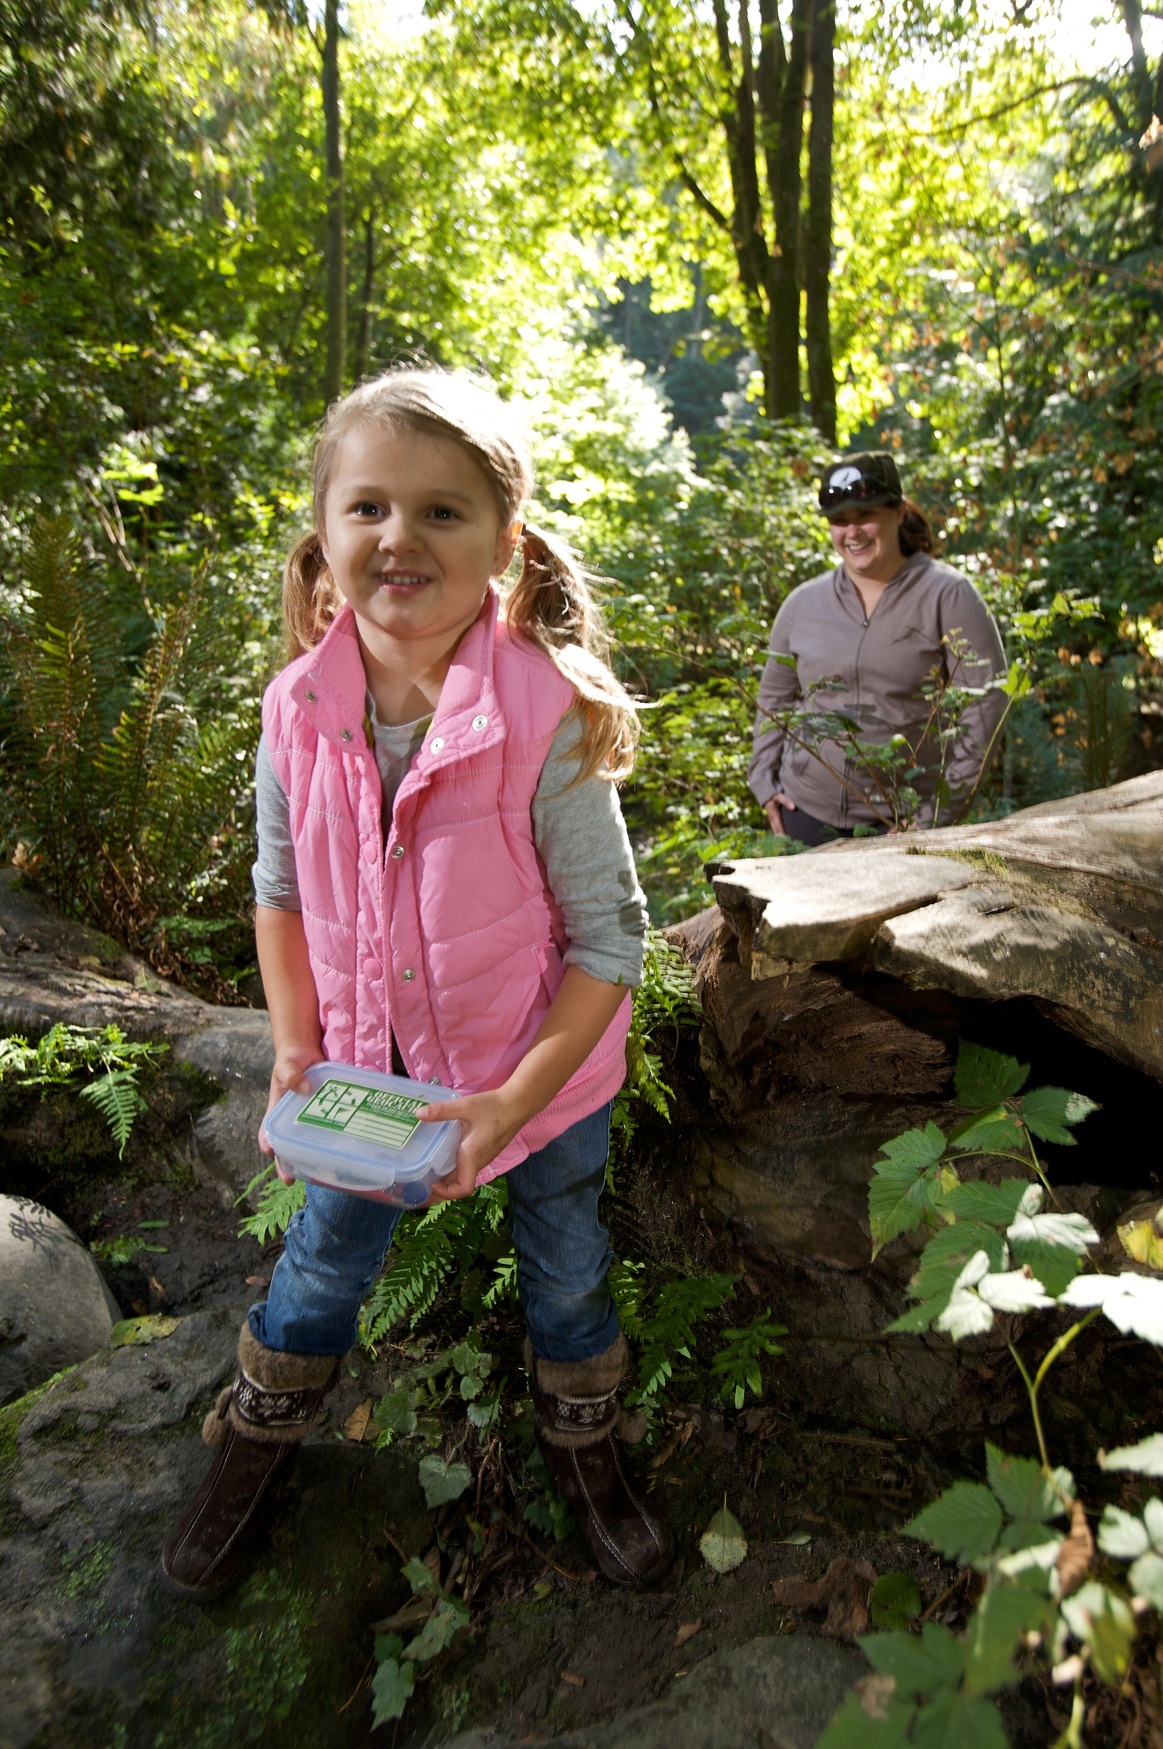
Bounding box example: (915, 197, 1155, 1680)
(0, 518, 269, 996)
(236, 1165, 307, 1246)
(869, 1572, 922, 1631)
(373, 1337, 500, 1451)
(0, 1021, 166, 1157)
(417, 1455, 472, 1510)
(708, 1310, 787, 1410)
(622, 1272, 739, 1412)
(90, 1221, 168, 1268)
(610, 928, 700, 1176)
(359, 1184, 512, 1347)
(866, 1039, 1100, 1328)
(825, 1030, 1163, 1748)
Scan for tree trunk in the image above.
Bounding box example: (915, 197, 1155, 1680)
(321, 0, 346, 406)
(805, 0, 836, 442)
(763, 0, 812, 419)
(352, 208, 375, 384)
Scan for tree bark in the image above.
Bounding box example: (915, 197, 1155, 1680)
(353, 208, 375, 383)
(763, 0, 812, 419)
(805, 0, 836, 442)
(321, 0, 346, 406)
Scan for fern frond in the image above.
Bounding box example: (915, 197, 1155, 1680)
(78, 1069, 146, 1157)
(237, 1167, 307, 1244)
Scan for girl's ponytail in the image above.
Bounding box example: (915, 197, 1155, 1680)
(507, 523, 639, 783)
(282, 532, 340, 659)
(899, 498, 936, 558)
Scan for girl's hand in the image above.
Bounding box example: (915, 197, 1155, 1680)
(419, 1087, 528, 1203)
(260, 1044, 321, 1183)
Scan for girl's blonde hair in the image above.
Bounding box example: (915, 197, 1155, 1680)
(283, 367, 638, 782)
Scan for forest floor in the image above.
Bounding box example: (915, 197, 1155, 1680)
(70, 1174, 1077, 1748)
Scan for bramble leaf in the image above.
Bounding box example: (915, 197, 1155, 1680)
(987, 1445, 1071, 1548)
(878, 1122, 948, 1173)
(948, 1106, 1025, 1156)
(954, 1042, 1028, 1109)
(1097, 1506, 1150, 1561)
(1129, 1551, 1163, 1609)
(938, 1180, 1031, 1227)
(1100, 1433, 1163, 1475)
(910, 1688, 1009, 1748)
(963, 1579, 1051, 1697)
(905, 1483, 1003, 1563)
(1020, 1086, 1099, 1145)
(861, 1621, 965, 1696)
(816, 1689, 917, 1747)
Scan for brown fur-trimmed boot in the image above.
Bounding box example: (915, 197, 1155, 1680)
(528, 1335, 673, 1589)
(160, 1325, 338, 1603)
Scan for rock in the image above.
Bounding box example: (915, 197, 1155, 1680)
(0, 1196, 120, 1402)
(717, 771, 1163, 1083)
(712, 849, 979, 976)
(0, 1305, 431, 1748)
(0, 871, 273, 1201)
(440, 1634, 867, 1749)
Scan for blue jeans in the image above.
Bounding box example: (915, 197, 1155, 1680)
(249, 1101, 619, 1364)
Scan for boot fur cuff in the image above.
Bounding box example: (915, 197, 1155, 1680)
(200, 1325, 340, 1447)
(529, 1335, 629, 1449)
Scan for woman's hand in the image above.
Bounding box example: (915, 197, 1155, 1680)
(419, 1086, 529, 1202)
(260, 1043, 321, 1182)
(765, 793, 796, 836)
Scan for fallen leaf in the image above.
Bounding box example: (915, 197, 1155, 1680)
(245, 1274, 269, 1287)
(370, 1596, 435, 1635)
(777, 1530, 812, 1546)
(773, 1557, 878, 1638)
(1118, 1208, 1163, 1272)
(699, 1501, 748, 1573)
(736, 1406, 777, 1437)
(148, 1276, 167, 1300)
(108, 1314, 180, 1349)
(559, 1670, 585, 1688)
(343, 1398, 374, 1442)
(675, 1620, 702, 1648)
(1056, 1498, 1095, 1598)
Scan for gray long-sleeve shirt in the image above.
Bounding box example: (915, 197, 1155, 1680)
(748, 553, 1007, 830)
(253, 703, 648, 986)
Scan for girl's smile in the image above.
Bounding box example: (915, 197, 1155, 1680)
(321, 424, 517, 661)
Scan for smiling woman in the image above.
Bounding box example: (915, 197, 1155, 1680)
(748, 452, 1008, 842)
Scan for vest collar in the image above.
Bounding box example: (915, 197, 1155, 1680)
(287, 589, 506, 765)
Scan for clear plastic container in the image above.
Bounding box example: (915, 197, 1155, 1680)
(262, 1062, 461, 1206)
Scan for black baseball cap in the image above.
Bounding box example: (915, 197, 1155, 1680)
(818, 452, 903, 513)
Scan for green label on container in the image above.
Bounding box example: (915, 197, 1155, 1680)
(295, 1079, 424, 1150)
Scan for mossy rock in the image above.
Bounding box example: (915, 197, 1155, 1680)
(0, 1306, 431, 1748)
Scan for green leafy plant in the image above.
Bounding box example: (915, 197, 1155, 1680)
(822, 1041, 1163, 1749)
(708, 1309, 787, 1410)
(371, 1555, 471, 1727)
(0, 1021, 167, 1157)
(90, 1220, 169, 1267)
(236, 1164, 307, 1245)
(609, 928, 701, 1180)
(373, 1338, 503, 1453)
(615, 1269, 739, 1413)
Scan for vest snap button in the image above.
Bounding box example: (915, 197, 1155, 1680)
(429, 736, 445, 753)
(471, 714, 488, 731)
(340, 729, 353, 742)
(402, 968, 415, 982)
(305, 689, 317, 703)
(390, 844, 405, 860)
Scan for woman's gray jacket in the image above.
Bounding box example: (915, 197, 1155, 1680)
(747, 552, 1007, 830)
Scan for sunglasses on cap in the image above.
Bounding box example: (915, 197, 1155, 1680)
(819, 474, 902, 510)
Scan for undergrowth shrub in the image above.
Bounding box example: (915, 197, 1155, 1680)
(0, 516, 275, 997)
(822, 1041, 1163, 1749)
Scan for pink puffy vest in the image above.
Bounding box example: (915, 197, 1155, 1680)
(261, 588, 632, 1183)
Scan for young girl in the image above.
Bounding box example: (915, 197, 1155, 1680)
(161, 367, 673, 1600)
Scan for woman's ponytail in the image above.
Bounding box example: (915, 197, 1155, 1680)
(282, 531, 340, 659)
(899, 498, 936, 557)
(506, 523, 639, 783)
